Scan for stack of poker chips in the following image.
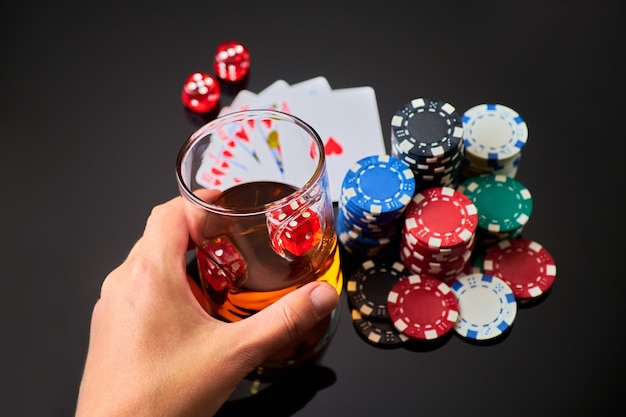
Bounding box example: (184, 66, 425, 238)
(457, 173, 533, 248)
(461, 103, 528, 179)
(347, 260, 460, 346)
(390, 97, 464, 191)
(337, 154, 415, 257)
(348, 260, 412, 347)
(399, 186, 478, 282)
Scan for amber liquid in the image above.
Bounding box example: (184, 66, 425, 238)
(195, 181, 343, 371)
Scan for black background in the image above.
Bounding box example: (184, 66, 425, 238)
(2, 1, 625, 416)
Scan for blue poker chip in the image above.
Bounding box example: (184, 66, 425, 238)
(337, 154, 414, 256)
(462, 103, 528, 162)
(341, 154, 415, 216)
(337, 222, 393, 247)
(337, 209, 398, 239)
(341, 155, 415, 216)
(450, 273, 517, 341)
(339, 203, 402, 229)
(337, 223, 399, 257)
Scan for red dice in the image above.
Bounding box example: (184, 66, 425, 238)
(198, 236, 246, 291)
(181, 71, 221, 113)
(213, 40, 250, 82)
(268, 201, 322, 257)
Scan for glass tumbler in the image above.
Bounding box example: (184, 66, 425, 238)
(176, 109, 343, 378)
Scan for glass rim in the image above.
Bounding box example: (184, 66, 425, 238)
(175, 109, 327, 216)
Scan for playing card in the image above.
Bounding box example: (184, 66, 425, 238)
(202, 77, 386, 203)
(276, 120, 321, 190)
(254, 79, 291, 108)
(238, 77, 334, 180)
(197, 131, 260, 191)
(247, 116, 286, 175)
(251, 77, 332, 113)
(286, 76, 332, 99)
(196, 163, 246, 190)
(218, 89, 257, 116)
(285, 86, 386, 202)
(203, 136, 257, 175)
(242, 121, 284, 181)
(196, 151, 247, 190)
(230, 80, 293, 174)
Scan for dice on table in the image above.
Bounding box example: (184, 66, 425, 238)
(198, 235, 247, 291)
(181, 71, 220, 113)
(213, 40, 250, 82)
(267, 200, 322, 258)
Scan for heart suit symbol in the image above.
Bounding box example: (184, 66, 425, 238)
(324, 136, 343, 156)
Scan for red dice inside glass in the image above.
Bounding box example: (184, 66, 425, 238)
(181, 71, 220, 113)
(268, 201, 322, 257)
(199, 236, 246, 291)
(197, 250, 229, 292)
(213, 40, 250, 82)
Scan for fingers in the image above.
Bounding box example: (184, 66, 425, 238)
(136, 190, 221, 256)
(228, 281, 340, 368)
(104, 196, 192, 300)
(138, 196, 190, 260)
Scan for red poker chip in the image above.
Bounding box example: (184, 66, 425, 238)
(482, 238, 557, 299)
(404, 186, 478, 250)
(401, 231, 476, 263)
(386, 274, 459, 340)
(401, 246, 472, 281)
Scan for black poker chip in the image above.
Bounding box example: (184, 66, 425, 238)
(346, 259, 408, 319)
(351, 309, 409, 347)
(390, 97, 464, 191)
(390, 97, 463, 160)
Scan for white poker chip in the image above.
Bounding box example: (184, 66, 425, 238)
(450, 273, 517, 341)
(462, 103, 528, 161)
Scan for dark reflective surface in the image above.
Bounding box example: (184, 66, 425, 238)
(2, 1, 624, 416)
(216, 365, 337, 417)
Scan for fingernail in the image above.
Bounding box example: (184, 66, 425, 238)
(309, 283, 339, 317)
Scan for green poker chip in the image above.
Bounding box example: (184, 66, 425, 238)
(458, 173, 533, 233)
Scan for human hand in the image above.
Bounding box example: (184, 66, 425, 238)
(74, 196, 339, 417)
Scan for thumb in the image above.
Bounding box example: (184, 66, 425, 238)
(231, 281, 340, 367)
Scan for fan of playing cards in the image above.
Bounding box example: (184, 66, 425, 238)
(197, 76, 386, 202)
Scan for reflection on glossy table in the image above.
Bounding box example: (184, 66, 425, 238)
(2, 1, 623, 416)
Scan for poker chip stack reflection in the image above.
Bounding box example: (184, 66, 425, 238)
(461, 103, 528, 179)
(400, 186, 478, 282)
(390, 98, 464, 191)
(337, 154, 415, 257)
(458, 173, 533, 248)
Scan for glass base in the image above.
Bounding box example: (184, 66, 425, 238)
(228, 302, 341, 400)
(215, 364, 337, 416)
(186, 257, 343, 401)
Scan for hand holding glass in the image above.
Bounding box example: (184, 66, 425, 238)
(176, 110, 343, 375)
